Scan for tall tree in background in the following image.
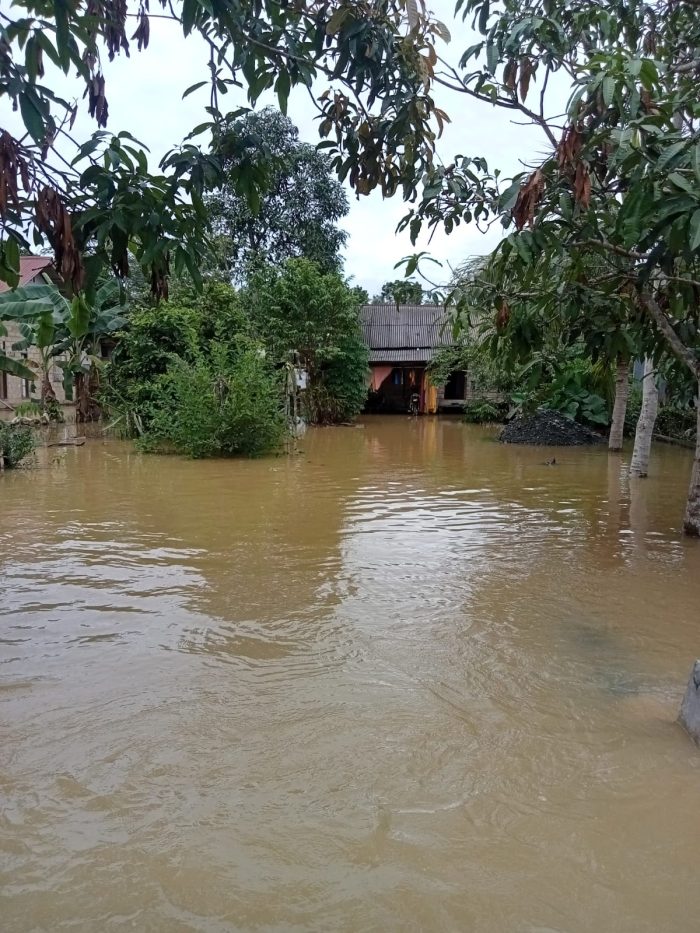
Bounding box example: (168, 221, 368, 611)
(372, 279, 424, 306)
(242, 258, 369, 423)
(208, 109, 349, 281)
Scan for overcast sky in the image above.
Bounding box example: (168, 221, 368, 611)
(7, 1, 565, 295)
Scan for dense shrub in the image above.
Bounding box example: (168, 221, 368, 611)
(625, 379, 697, 443)
(140, 342, 285, 458)
(463, 400, 506, 423)
(0, 424, 35, 468)
(242, 258, 368, 423)
(104, 265, 370, 448)
(304, 333, 370, 423)
(656, 404, 697, 441)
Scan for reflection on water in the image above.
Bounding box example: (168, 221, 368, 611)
(1, 417, 700, 932)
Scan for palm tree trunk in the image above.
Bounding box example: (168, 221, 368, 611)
(629, 358, 658, 477)
(683, 379, 700, 536)
(608, 357, 630, 451)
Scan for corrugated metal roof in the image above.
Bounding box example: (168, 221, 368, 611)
(368, 348, 439, 363)
(0, 256, 53, 293)
(360, 304, 453, 357)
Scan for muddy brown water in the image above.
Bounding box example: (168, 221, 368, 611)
(1, 417, 699, 932)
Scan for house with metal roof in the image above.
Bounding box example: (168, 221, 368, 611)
(359, 304, 468, 414)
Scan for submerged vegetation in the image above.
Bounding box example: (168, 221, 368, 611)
(138, 342, 285, 459)
(0, 423, 35, 469)
(102, 260, 368, 456)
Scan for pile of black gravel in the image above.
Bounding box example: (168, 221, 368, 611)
(500, 410, 605, 446)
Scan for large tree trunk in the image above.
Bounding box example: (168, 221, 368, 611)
(683, 380, 700, 536)
(608, 357, 630, 451)
(629, 358, 658, 477)
(638, 291, 700, 534)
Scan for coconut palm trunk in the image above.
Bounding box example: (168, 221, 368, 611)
(629, 358, 658, 477)
(683, 381, 700, 536)
(608, 357, 630, 451)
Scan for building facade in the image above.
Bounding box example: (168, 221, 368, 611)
(360, 304, 469, 414)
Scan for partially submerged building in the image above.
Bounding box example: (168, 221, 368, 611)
(360, 304, 468, 414)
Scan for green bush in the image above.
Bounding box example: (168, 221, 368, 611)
(0, 423, 35, 468)
(463, 399, 506, 423)
(242, 258, 369, 423)
(141, 341, 285, 458)
(14, 401, 42, 418)
(656, 404, 697, 440)
(304, 333, 369, 423)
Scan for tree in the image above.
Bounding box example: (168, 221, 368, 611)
(630, 359, 659, 477)
(394, 0, 700, 534)
(608, 360, 632, 453)
(0, 281, 126, 421)
(242, 258, 369, 422)
(0, 0, 445, 299)
(207, 108, 348, 280)
(372, 279, 424, 306)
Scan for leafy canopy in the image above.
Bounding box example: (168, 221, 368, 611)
(371, 278, 424, 306)
(208, 108, 349, 280)
(241, 258, 369, 422)
(0, 0, 449, 296)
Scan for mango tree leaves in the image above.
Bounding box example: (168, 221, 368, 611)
(1, 0, 441, 293)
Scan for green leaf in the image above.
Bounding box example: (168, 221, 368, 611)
(657, 140, 689, 173)
(667, 172, 697, 196)
(0, 298, 54, 318)
(485, 41, 498, 74)
(499, 179, 521, 212)
(4, 237, 20, 278)
(183, 80, 208, 99)
(181, 0, 198, 35)
(275, 69, 291, 114)
(0, 352, 34, 380)
(639, 59, 658, 91)
(602, 76, 615, 107)
(478, 0, 490, 34)
(25, 35, 40, 82)
(19, 90, 45, 143)
(67, 296, 90, 339)
(35, 312, 56, 349)
(690, 210, 700, 251)
(326, 8, 349, 35)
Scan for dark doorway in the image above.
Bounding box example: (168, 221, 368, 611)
(444, 370, 466, 400)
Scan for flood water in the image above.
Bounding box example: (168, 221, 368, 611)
(1, 416, 699, 932)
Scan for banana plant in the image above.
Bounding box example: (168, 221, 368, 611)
(0, 281, 127, 419)
(1, 322, 35, 381)
(0, 291, 58, 383)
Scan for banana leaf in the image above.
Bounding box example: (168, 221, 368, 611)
(0, 351, 35, 380)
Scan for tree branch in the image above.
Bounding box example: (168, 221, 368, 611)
(639, 290, 700, 376)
